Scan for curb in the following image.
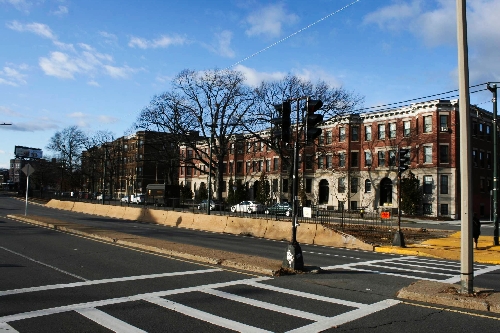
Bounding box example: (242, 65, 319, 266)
(397, 280, 500, 314)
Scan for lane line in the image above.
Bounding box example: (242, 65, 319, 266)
(302, 251, 361, 260)
(77, 308, 147, 333)
(323, 265, 445, 282)
(285, 299, 401, 333)
(443, 264, 500, 283)
(202, 289, 327, 321)
(0, 246, 87, 281)
(146, 296, 272, 333)
(0, 269, 222, 297)
(366, 264, 455, 278)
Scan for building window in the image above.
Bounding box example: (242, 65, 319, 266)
(237, 161, 243, 173)
(318, 133, 324, 145)
(259, 160, 264, 172)
(365, 125, 372, 141)
(338, 177, 345, 193)
(365, 179, 372, 193)
(480, 151, 485, 168)
(326, 155, 333, 169)
(439, 145, 449, 163)
(305, 155, 313, 170)
(486, 125, 491, 141)
(306, 179, 312, 193)
(378, 151, 385, 167)
(326, 131, 332, 144)
(339, 152, 346, 167)
(350, 201, 358, 210)
(480, 178, 485, 192)
(388, 150, 396, 166)
(365, 151, 372, 167)
(440, 175, 448, 194)
(423, 175, 433, 194)
(351, 152, 359, 167)
(273, 157, 279, 171)
(351, 126, 359, 141)
(272, 179, 278, 192)
(423, 116, 432, 133)
(283, 179, 288, 193)
(403, 121, 411, 137)
(424, 146, 432, 163)
(487, 152, 491, 169)
(350, 177, 358, 193)
(246, 161, 251, 173)
(423, 203, 432, 215)
(389, 123, 396, 139)
(440, 115, 448, 129)
(472, 121, 478, 136)
(472, 149, 478, 167)
(378, 124, 385, 139)
(339, 127, 346, 142)
(440, 204, 449, 216)
(318, 156, 324, 169)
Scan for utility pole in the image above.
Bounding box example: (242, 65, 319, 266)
(456, 0, 474, 294)
(488, 83, 499, 246)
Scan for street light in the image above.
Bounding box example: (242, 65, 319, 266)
(487, 82, 499, 245)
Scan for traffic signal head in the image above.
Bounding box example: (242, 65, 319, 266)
(305, 99, 323, 143)
(398, 148, 410, 173)
(271, 101, 292, 143)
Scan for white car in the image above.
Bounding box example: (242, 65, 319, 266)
(120, 196, 130, 203)
(231, 201, 265, 214)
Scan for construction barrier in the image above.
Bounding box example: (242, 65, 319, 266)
(107, 205, 125, 219)
(163, 211, 193, 228)
(191, 214, 227, 233)
(225, 217, 268, 238)
(264, 219, 294, 242)
(92, 204, 111, 217)
(296, 223, 317, 245)
(313, 224, 374, 251)
(72, 202, 94, 215)
(123, 206, 143, 221)
(140, 209, 168, 224)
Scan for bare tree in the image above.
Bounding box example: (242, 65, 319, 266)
(46, 126, 87, 192)
(135, 68, 256, 201)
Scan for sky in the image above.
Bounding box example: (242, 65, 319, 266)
(1, 0, 500, 170)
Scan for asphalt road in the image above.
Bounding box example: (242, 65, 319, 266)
(2, 194, 500, 332)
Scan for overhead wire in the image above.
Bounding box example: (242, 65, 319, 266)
(226, 0, 362, 69)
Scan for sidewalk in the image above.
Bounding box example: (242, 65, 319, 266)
(376, 231, 500, 265)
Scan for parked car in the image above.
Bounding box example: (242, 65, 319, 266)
(264, 202, 292, 216)
(96, 194, 112, 200)
(120, 196, 130, 203)
(132, 194, 145, 204)
(230, 201, 265, 214)
(197, 200, 223, 211)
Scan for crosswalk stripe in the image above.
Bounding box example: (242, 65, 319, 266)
(77, 308, 147, 333)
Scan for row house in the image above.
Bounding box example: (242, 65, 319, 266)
(179, 99, 496, 219)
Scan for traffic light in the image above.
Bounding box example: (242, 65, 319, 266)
(305, 99, 323, 143)
(398, 148, 410, 173)
(271, 101, 292, 144)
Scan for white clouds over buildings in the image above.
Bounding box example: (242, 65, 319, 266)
(128, 34, 187, 49)
(245, 3, 299, 38)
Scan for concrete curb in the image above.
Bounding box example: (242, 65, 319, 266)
(9, 214, 282, 276)
(397, 280, 500, 314)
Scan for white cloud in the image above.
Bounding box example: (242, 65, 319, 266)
(245, 3, 299, 38)
(104, 64, 140, 79)
(235, 65, 286, 87)
(98, 115, 119, 124)
(0, 105, 22, 117)
(0, 64, 28, 86)
(99, 31, 118, 45)
(364, 0, 500, 84)
(51, 5, 68, 16)
(214, 30, 235, 58)
(128, 34, 187, 49)
(39, 51, 80, 79)
(1, 0, 32, 13)
(6, 21, 57, 40)
(292, 67, 342, 88)
(88, 80, 100, 87)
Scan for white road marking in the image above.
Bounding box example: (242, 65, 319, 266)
(77, 308, 147, 333)
(146, 296, 272, 333)
(0, 246, 87, 281)
(202, 289, 328, 321)
(302, 250, 361, 260)
(443, 264, 500, 283)
(0, 323, 19, 332)
(0, 268, 222, 297)
(285, 299, 401, 333)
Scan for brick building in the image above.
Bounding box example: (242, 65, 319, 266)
(179, 99, 495, 219)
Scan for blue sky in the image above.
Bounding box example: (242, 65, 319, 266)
(1, 0, 500, 169)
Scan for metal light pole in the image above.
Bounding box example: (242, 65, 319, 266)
(488, 83, 499, 245)
(456, 0, 474, 294)
(205, 119, 218, 215)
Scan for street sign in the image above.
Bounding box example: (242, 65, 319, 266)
(21, 164, 35, 177)
(15, 146, 43, 159)
(380, 211, 391, 219)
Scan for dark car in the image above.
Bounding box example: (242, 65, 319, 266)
(197, 200, 223, 211)
(264, 202, 292, 216)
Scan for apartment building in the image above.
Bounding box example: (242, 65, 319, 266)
(179, 99, 495, 219)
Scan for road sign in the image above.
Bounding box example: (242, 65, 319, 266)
(21, 164, 35, 177)
(380, 211, 391, 219)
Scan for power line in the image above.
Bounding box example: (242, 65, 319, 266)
(355, 83, 489, 114)
(227, 0, 362, 69)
